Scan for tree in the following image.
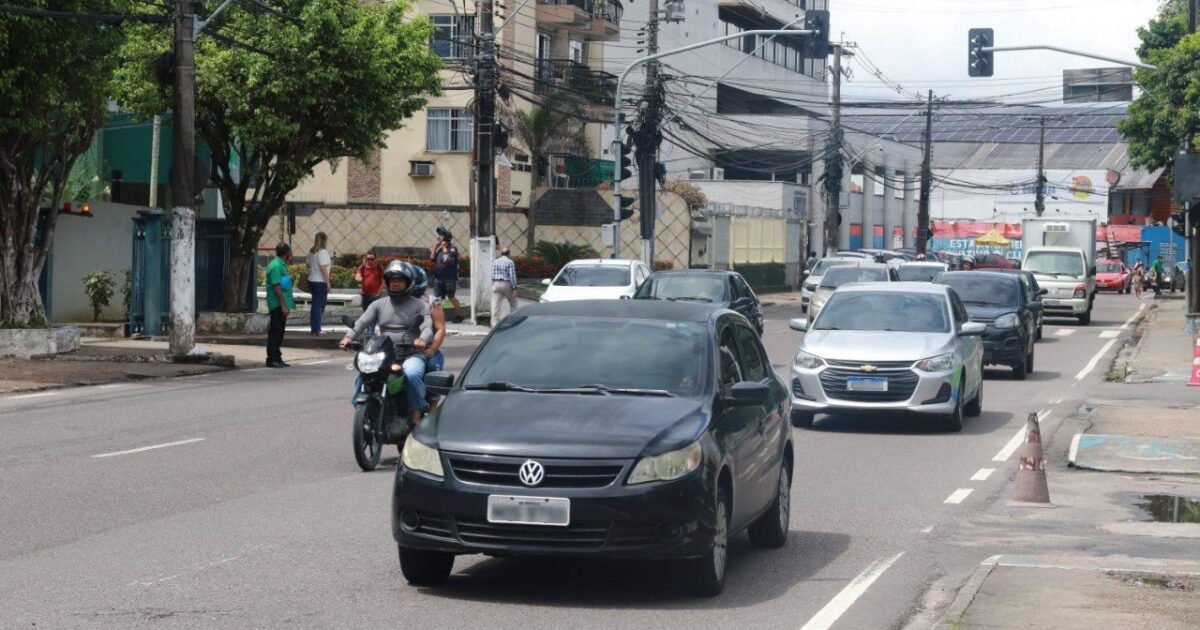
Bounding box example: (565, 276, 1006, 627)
(0, 1, 133, 326)
(511, 94, 592, 254)
(1118, 0, 1198, 170)
(115, 0, 442, 310)
(83, 270, 116, 322)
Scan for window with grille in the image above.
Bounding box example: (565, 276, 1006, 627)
(430, 15, 474, 59)
(426, 108, 473, 152)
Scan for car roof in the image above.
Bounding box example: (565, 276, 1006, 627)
(838, 282, 950, 296)
(900, 261, 947, 268)
(828, 262, 890, 270)
(564, 259, 637, 267)
(1025, 246, 1084, 253)
(938, 270, 1021, 284)
(647, 269, 736, 278)
(520, 299, 722, 323)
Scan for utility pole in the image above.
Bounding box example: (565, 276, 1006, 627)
(637, 0, 661, 266)
(822, 43, 845, 256)
(916, 90, 934, 255)
(169, 0, 196, 356)
(471, 0, 498, 324)
(1034, 116, 1047, 216)
(1188, 0, 1199, 314)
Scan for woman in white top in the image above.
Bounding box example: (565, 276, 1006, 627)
(306, 232, 332, 335)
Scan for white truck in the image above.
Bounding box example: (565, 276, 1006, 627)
(1021, 218, 1098, 325)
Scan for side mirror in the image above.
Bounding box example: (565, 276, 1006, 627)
(1038, 288, 1049, 296)
(341, 314, 356, 327)
(541, 278, 552, 287)
(960, 322, 987, 336)
(789, 317, 809, 332)
(424, 371, 455, 395)
(729, 381, 770, 406)
(1088, 266, 1097, 276)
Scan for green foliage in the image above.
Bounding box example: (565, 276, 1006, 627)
(115, 0, 443, 310)
(83, 270, 116, 322)
(531, 241, 600, 268)
(512, 96, 592, 188)
(734, 263, 787, 293)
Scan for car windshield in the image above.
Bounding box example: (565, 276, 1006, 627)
(461, 316, 709, 396)
(1024, 252, 1085, 276)
(553, 265, 629, 287)
(811, 259, 856, 276)
(1097, 261, 1122, 273)
(820, 267, 889, 288)
(635, 275, 726, 303)
(814, 292, 950, 333)
(897, 265, 944, 282)
(939, 276, 1020, 307)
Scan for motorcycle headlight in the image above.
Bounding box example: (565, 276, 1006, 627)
(794, 350, 825, 370)
(628, 442, 702, 485)
(916, 352, 955, 372)
(994, 313, 1019, 330)
(356, 350, 386, 374)
(401, 438, 444, 478)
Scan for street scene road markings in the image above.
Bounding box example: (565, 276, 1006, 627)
(798, 552, 905, 630)
(920, 525, 934, 534)
(92, 438, 206, 459)
(1119, 304, 1145, 330)
(301, 359, 333, 366)
(993, 410, 1049, 461)
(1055, 329, 1076, 337)
(971, 468, 995, 481)
(11, 391, 55, 400)
(1099, 330, 1119, 339)
(944, 488, 974, 505)
(1075, 339, 1118, 381)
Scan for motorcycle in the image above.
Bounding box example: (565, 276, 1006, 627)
(342, 314, 421, 471)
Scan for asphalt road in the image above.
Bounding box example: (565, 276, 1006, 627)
(0, 294, 1144, 629)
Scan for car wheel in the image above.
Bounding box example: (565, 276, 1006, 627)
(398, 546, 454, 586)
(1011, 353, 1028, 380)
(748, 463, 790, 549)
(1027, 349, 1035, 374)
(1036, 324, 1043, 341)
(964, 378, 983, 417)
(689, 487, 730, 597)
(790, 410, 815, 428)
(941, 393, 964, 432)
(1078, 311, 1091, 325)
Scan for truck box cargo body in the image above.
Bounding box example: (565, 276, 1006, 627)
(1021, 219, 1098, 324)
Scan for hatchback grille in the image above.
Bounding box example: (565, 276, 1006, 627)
(447, 453, 626, 489)
(455, 518, 610, 549)
(819, 368, 919, 403)
(824, 359, 914, 370)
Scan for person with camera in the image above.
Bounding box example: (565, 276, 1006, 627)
(431, 226, 464, 323)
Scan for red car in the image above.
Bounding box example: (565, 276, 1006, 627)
(973, 254, 1019, 270)
(1095, 259, 1132, 293)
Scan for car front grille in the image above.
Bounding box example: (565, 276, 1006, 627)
(824, 359, 915, 370)
(407, 513, 677, 551)
(819, 368, 919, 403)
(447, 453, 627, 489)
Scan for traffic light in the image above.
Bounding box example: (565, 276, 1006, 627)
(968, 28, 994, 77)
(1171, 211, 1187, 237)
(617, 140, 634, 182)
(804, 10, 830, 59)
(618, 195, 634, 221)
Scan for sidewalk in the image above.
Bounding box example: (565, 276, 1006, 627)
(1115, 299, 1196, 384)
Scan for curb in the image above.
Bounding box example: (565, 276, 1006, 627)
(1107, 303, 1156, 382)
(935, 555, 1001, 629)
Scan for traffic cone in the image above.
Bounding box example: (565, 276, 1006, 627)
(1188, 333, 1200, 387)
(1012, 412, 1052, 506)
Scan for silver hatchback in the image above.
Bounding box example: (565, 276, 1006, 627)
(788, 283, 986, 432)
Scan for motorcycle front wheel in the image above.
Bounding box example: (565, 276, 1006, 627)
(352, 401, 383, 471)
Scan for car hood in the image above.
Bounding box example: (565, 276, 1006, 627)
(1095, 272, 1123, 281)
(542, 285, 631, 302)
(803, 330, 954, 362)
(963, 304, 1018, 322)
(426, 390, 709, 459)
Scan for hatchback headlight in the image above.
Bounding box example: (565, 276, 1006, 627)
(916, 352, 954, 372)
(794, 350, 825, 370)
(628, 442, 703, 485)
(994, 313, 1019, 330)
(356, 351, 386, 374)
(401, 438, 444, 478)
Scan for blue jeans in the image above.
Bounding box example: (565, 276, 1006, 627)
(309, 282, 328, 333)
(402, 354, 429, 413)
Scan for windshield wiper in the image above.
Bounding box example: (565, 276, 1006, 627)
(963, 300, 998, 306)
(464, 381, 542, 393)
(665, 297, 713, 303)
(568, 384, 675, 397)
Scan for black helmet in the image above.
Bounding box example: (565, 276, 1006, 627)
(436, 225, 452, 241)
(383, 260, 418, 297)
(410, 265, 429, 298)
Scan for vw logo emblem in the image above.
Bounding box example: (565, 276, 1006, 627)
(518, 460, 545, 487)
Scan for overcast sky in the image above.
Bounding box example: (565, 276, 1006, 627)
(833, 0, 1162, 103)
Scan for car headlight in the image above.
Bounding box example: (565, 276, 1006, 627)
(356, 351, 385, 374)
(628, 442, 702, 485)
(916, 352, 955, 372)
(401, 438, 444, 478)
(794, 350, 825, 370)
(1073, 285, 1087, 299)
(804, 282, 817, 291)
(994, 313, 1019, 330)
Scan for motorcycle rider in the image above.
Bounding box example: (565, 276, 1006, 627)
(340, 261, 433, 426)
(409, 266, 448, 412)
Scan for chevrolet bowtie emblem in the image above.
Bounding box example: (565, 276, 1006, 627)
(860, 364, 878, 373)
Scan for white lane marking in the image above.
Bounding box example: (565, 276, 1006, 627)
(798, 552, 906, 630)
(1099, 330, 1119, 339)
(920, 525, 934, 534)
(944, 488, 974, 505)
(971, 468, 995, 481)
(92, 438, 205, 459)
(1055, 329, 1076, 337)
(993, 409, 1050, 462)
(301, 359, 333, 366)
(1074, 339, 1118, 381)
(1119, 304, 1145, 331)
(10, 391, 55, 400)
(1069, 434, 1082, 464)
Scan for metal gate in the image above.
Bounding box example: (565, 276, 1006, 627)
(129, 212, 171, 335)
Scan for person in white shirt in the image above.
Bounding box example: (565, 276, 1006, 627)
(306, 232, 332, 336)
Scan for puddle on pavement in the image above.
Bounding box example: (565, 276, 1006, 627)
(1133, 494, 1200, 523)
(1112, 573, 1195, 591)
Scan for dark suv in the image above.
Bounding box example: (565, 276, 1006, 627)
(935, 271, 1037, 379)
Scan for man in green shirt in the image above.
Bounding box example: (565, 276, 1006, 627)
(265, 242, 296, 367)
(1152, 256, 1166, 296)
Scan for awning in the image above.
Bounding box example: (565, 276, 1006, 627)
(1111, 166, 1165, 191)
(973, 229, 1012, 246)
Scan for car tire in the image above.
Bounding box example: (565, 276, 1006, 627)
(748, 463, 791, 549)
(398, 546, 454, 586)
(790, 410, 815, 428)
(964, 379, 983, 417)
(1011, 353, 1028, 380)
(1036, 324, 1043, 341)
(941, 394, 964, 433)
(688, 487, 730, 597)
(1027, 349, 1035, 374)
(1078, 311, 1091, 325)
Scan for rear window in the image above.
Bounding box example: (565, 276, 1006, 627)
(1097, 261, 1122, 273)
(820, 267, 889, 288)
(897, 265, 944, 282)
(937, 276, 1020, 307)
(635, 274, 727, 303)
(553, 265, 630, 287)
(814, 292, 950, 333)
(811, 259, 857, 275)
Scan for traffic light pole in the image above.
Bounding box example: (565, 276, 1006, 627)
(638, 0, 661, 267)
(1035, 116, 1046, 216)
(822, 43, 846, 257)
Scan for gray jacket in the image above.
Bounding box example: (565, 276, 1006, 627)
(348, 295, 433, 347)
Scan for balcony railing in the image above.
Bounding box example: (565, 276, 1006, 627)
(535, 59, 616, 106)
(537, 0, 623, 25)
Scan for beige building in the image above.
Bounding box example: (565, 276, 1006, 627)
(280, 0, 622, 258)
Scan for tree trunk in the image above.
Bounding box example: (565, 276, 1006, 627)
(0, 273, 46, 326)
(222, 252, 254, 313)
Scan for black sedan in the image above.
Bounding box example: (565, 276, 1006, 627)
(634, 269, 764, 334)
(393, 301, 793, 596)
(935, 271, 1037, 379)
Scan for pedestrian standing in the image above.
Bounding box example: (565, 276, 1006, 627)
(432, 226, 465, 323)
(355, 253, 385, 313)
(265, 242, 295, 368)
(805, 250, 818, 270)
(1131, 262, 1146, 299)
(306, 232, 332, 336)
(490, 247, 518, 327)
(1152, 255, 1166, 296)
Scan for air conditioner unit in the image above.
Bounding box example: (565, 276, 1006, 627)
(1045, 223, 1070, 232)
(686, 167, 725, 181)
(409, 161, 435, 177)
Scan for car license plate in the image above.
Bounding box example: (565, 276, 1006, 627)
(1044, 299, 1061, 306)
(487, 495, 570, 527)
(846, 376, 888, 392)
